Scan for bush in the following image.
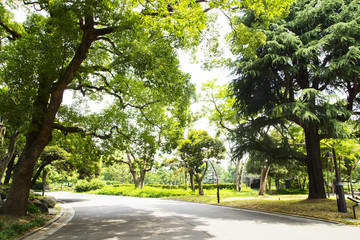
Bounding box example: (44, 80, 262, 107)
(91, 185, 196, 198)
(0, 217, 45, 240)
(74, 179, 106, 192)
(32, 181, 44, 191)
(276, 188, 308, 195)
(27, 202, 41, 215)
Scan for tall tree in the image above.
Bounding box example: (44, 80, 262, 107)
(231, 0, 360, 199)
(178, 129, 226, 195)
(201, 79, 246, 191)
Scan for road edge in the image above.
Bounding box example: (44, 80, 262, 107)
(18, 203, 75, 240)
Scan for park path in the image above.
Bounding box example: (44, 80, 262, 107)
(23, 192, 360, 240)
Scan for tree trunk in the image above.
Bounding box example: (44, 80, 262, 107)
(3, 153, 16, 184)
(268, 175, 272, 194)
(1, 138, 51, 216)
(189, 171, 195, 191)
(275, 177, 280, 192)
(304, 128, 326, 199)
(1, 24, 99, 216)
(238, 161, 245, 192)
(42, 169, 49, 196)
(0, 131, 19, 182)
(139, 170, 146, 189)
(130, 169, 140, 188)
(31, 163, 47, 188)
(259, 165, 270, 195)
(233, 159, 240, 191)
(195, 173, 204, 195)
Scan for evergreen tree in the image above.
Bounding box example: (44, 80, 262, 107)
(231, 0, 360, 199)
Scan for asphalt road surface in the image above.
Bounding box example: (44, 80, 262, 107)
(26, 192, 360, 240)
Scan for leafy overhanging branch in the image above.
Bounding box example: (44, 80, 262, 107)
(52, 122, 142, 144)
(0, 19, 23, 40)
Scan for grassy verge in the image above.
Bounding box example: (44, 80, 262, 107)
(167, 194, 360, 225)
(0, 214, 51, 240)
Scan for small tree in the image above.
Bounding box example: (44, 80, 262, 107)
(178, 129, 225, 195)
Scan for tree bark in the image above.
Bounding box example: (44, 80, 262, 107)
(304, 127, 326, 199)
(31, 163, 47, 188)
(3, 153, 16, 184)
(194, 163, 208, 196)
(0, 131, 19, 182)
(139, 170, 146, 189)
(233, 159, 240, 191)
(268, 175, 272, 194)
(259, 165, 270, 195)
(0, 21, 100, 216)
(195, 173, 204, 195)
(42, 169, 49, 196)
(189, 171, 195, 191)
(238, 160, 245, 192)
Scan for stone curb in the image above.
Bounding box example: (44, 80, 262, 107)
(18, 202, 75, 240)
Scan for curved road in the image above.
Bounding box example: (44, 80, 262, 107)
(26, 192, 359, 240)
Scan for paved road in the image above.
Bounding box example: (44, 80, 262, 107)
(26, 192, 359, 240)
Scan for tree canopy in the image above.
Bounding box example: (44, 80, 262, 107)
(0, 0, 296, 216)
(178, 129, 226, 195)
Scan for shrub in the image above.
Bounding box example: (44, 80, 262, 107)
(276, 188, 308, 195)
(27, 202, 41, 215)
(0, 217, 46, 240)
(0, 220, 5, 230)
(32, 181, 44, 191)
(91, 185, 196, 198)
(74, 179, 106, 192)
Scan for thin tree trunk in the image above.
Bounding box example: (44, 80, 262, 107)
(233, 159, 240, 191)
(31, 163, 47, 188)
(259, 166, 270, 195)
(0, 131, 19, 182)
(4, 153, 16, 185)
(190, 172, 195, 191)
(268, 175, 272, 195)
(238, 160, 245, 192)
(42, 169, 49, 196)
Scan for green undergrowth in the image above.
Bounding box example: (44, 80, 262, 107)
(90, 185, 197, 198)
(89, 184, 258, 198)
(0, 216, 47, 240)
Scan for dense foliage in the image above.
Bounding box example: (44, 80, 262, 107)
(230, 0, 360, 199)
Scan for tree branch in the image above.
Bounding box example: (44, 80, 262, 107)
(52, 123, 111, 139)
(0, 19, 23, 40)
